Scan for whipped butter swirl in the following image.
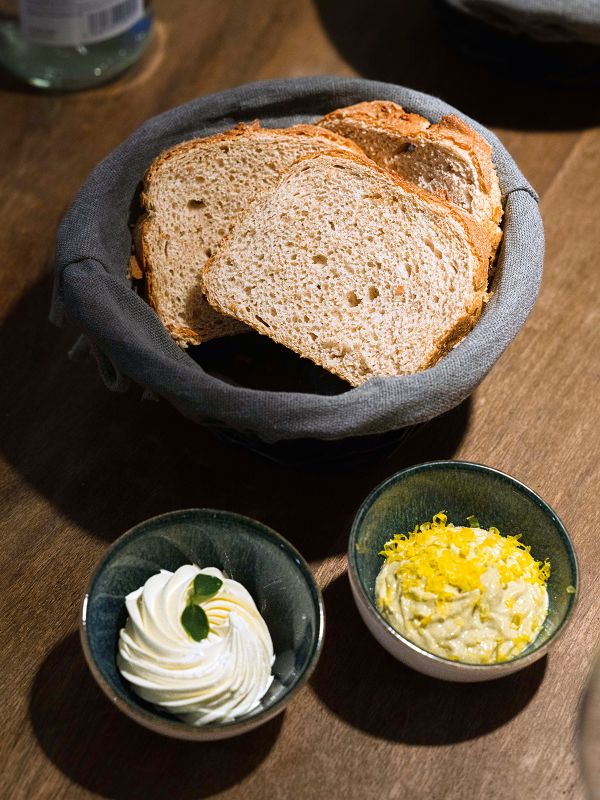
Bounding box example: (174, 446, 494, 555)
(117, 565, 274, 725)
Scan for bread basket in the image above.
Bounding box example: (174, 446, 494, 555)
(51, 77, 543, 458)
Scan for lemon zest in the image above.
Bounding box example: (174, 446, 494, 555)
(379, 513, 551, 614)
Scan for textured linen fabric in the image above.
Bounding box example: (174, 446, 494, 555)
(443, 0, 600, 44)
(51, 76, 544, 442)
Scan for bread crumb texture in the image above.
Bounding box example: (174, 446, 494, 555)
(139, 124, 362, 345)
(319, 101, 503, 264)
(202, 150, 487, 386)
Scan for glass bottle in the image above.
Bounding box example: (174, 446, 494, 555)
(0, 0, 153, 90)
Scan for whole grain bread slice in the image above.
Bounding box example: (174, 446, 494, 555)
(202, 149, 489, 387)
(318, 101, 503, 265)
(135, 122, 364, 346)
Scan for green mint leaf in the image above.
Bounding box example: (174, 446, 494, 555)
(192, 574, 223, 600)
(466, 515, 480, 528)
(181, 604, 209, 641)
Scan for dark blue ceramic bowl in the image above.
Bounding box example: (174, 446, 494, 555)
(349, 461, 579, 681)
(81, 509, 324, 739)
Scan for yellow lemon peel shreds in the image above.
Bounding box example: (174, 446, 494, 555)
(379, 512, 550, 607)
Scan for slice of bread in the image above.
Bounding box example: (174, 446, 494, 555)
(202, 149, 488, 387)
(135, 123, 363, 346)
(318, 101, 503, 263)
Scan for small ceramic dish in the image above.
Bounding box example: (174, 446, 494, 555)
(80, 509, 324, 740)
(348, 460, 578, 682)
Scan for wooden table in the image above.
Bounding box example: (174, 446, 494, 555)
(1, 1, 599, 797)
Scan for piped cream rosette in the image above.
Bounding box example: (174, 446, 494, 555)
(117, 565, 274, 726)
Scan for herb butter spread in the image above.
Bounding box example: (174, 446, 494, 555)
(375, 513, 550, 664)
(117, 565, 274, 725)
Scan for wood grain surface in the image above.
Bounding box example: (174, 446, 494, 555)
(1, 1, 599, 798)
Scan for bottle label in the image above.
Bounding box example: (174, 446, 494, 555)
(20, 0, 145, 46)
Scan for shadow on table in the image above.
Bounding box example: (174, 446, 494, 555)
(0, 272, 471, 560)
(313, 0, 600, 130)
(311, 573, 547, 743)
(29, 632, 282, 799)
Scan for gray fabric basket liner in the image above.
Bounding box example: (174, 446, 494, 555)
(52, 76, 543, 442)
(443, 0, 600, 45)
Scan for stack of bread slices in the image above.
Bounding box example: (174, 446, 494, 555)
(133, 102, 502, 387)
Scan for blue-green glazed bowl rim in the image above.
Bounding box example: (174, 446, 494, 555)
(80, 508, 325, 740)
(348, 460, 579, 674)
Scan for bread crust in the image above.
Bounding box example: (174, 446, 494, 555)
(128, 253, 143, 281)
(136, 123, 364, 346)
(420, 299, 486, 371)
(320, 100, 431, 135)
(319, 101, 503, 267)
(319, 101, 497, 205)
(141, 122, 365, 205)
